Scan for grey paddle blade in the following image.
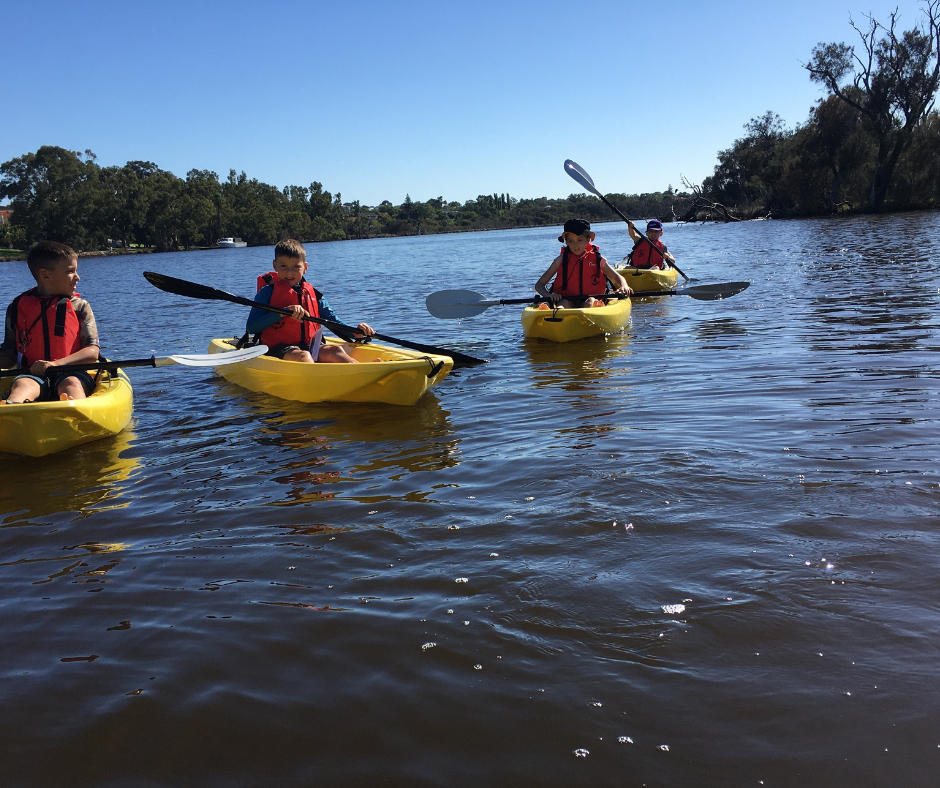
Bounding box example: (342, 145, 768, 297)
(155, 345, 269, 367)
(426, 289, 496, 319)
(684, 282, 750, 300)
(564, 160, 600, 197)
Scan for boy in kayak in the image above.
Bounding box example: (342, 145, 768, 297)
(246, 239, 375, 363)
(535, 219, 630, 308)
(626, 219, 676, 269)
(0, 241, 101, 404)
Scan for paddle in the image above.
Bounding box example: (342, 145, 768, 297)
(0, 345, 269, 379)
(426, 283, 750, 319)
(563, 159, 691, 282)
(143, 271, 487, 368)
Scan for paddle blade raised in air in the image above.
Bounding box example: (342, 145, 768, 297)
(564, 160, 600, 196)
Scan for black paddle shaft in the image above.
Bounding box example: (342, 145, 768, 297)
(142, 271, 487, 368)
(0, 357, 156, 379)
(491, 287, 728, 306)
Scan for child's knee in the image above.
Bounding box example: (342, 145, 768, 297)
(282, 349, 313, 363)
(57, 377, 87, 400)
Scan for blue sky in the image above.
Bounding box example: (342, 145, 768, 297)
(2, 0, 930, 205)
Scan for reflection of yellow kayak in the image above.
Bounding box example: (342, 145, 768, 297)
(208, 338, 453, 406)
(521, 297, 632, 343)
(0, 370, 133, 457)
(615, 266, 679, 292)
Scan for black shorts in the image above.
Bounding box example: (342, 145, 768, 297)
(7, 370, 97, 401)
(266, 343, 306, 360)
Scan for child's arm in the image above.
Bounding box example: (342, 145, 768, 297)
(246, 286, 287, 334)
(535, 257, 563, 303)
(30, 344, 100, 376)
(602, 259, 632, 294)
(318, 296, 376, 340)
(0, 303, 16, 368)
(627, 221, 640, 243)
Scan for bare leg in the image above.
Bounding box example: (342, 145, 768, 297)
(57, 376, 89, 401)
(282, 348, 315, 363)
(4, 377, 43, 404)
(316, 346, 359, 364)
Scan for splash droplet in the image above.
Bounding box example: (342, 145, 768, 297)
(573, 748, 589, 758)
(421, 642, 437, 651)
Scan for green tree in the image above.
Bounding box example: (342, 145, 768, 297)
(806, 2, 940, 209)
(0, 146, 107, 249)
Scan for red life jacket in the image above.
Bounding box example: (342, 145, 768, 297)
(552, 244, 607, 297)
(13, 289, 83, 368)
(259, 277, 321, 350)
(629, 238, 666, 269)
(257, 271, 279, 291)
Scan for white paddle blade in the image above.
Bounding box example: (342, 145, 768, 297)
(425, 289, 494, 319)
(564, 160, 600, 197)
(155, 345, 269, 367)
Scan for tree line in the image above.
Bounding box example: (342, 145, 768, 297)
(2, 4, 938, 251)
(0, 146, 677, 251)
(684, 2, 940, 220)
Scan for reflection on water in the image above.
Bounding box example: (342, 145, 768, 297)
(695, 316, 748, 348)
(524, 331, 631, 392)
(0, 539, 132, 586)
(0, 427, 140, 526)
(208, 379, 460, 505)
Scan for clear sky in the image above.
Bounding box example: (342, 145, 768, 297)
(1, 0, 930, 206)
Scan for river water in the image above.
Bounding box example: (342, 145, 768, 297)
(2, 214, 939, 787)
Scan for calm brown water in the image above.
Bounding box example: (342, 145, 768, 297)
(2, 214, 939, 787)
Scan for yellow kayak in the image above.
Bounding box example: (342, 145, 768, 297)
(615, 266, 679, 292)
(208, 338, 453, 406)
(0, 369, 133, 457)
(521, 297, 632, 342)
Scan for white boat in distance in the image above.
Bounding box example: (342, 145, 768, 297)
(218, 237, 247, 248)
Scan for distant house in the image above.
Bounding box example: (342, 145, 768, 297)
(0, 207, 12, 225)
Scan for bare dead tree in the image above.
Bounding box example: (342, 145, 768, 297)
(679, 176, 743, 222)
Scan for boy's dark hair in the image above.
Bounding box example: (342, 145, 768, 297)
(26, 240, 77, 278)
(274, 239, 306, 262)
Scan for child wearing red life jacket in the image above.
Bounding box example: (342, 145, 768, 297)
(246, 239, 375, 363)
(626, 219, 676, 270)
(0, 241, 101, 404)
(535, 219, 631, 308)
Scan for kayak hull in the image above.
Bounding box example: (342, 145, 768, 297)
(521, 297, 632, 342)
(0, 370, 134, 457)
(208, 338, 453, 406)
(615, 266, 679, 292)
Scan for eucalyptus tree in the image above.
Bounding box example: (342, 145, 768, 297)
(806, 1, 940, 209)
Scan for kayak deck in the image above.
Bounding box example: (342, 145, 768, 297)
(521, 297, 632, 342)
(208, 338, 454, 406)
(615, 265, 679, 292)
(0, 369, 134, 457)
